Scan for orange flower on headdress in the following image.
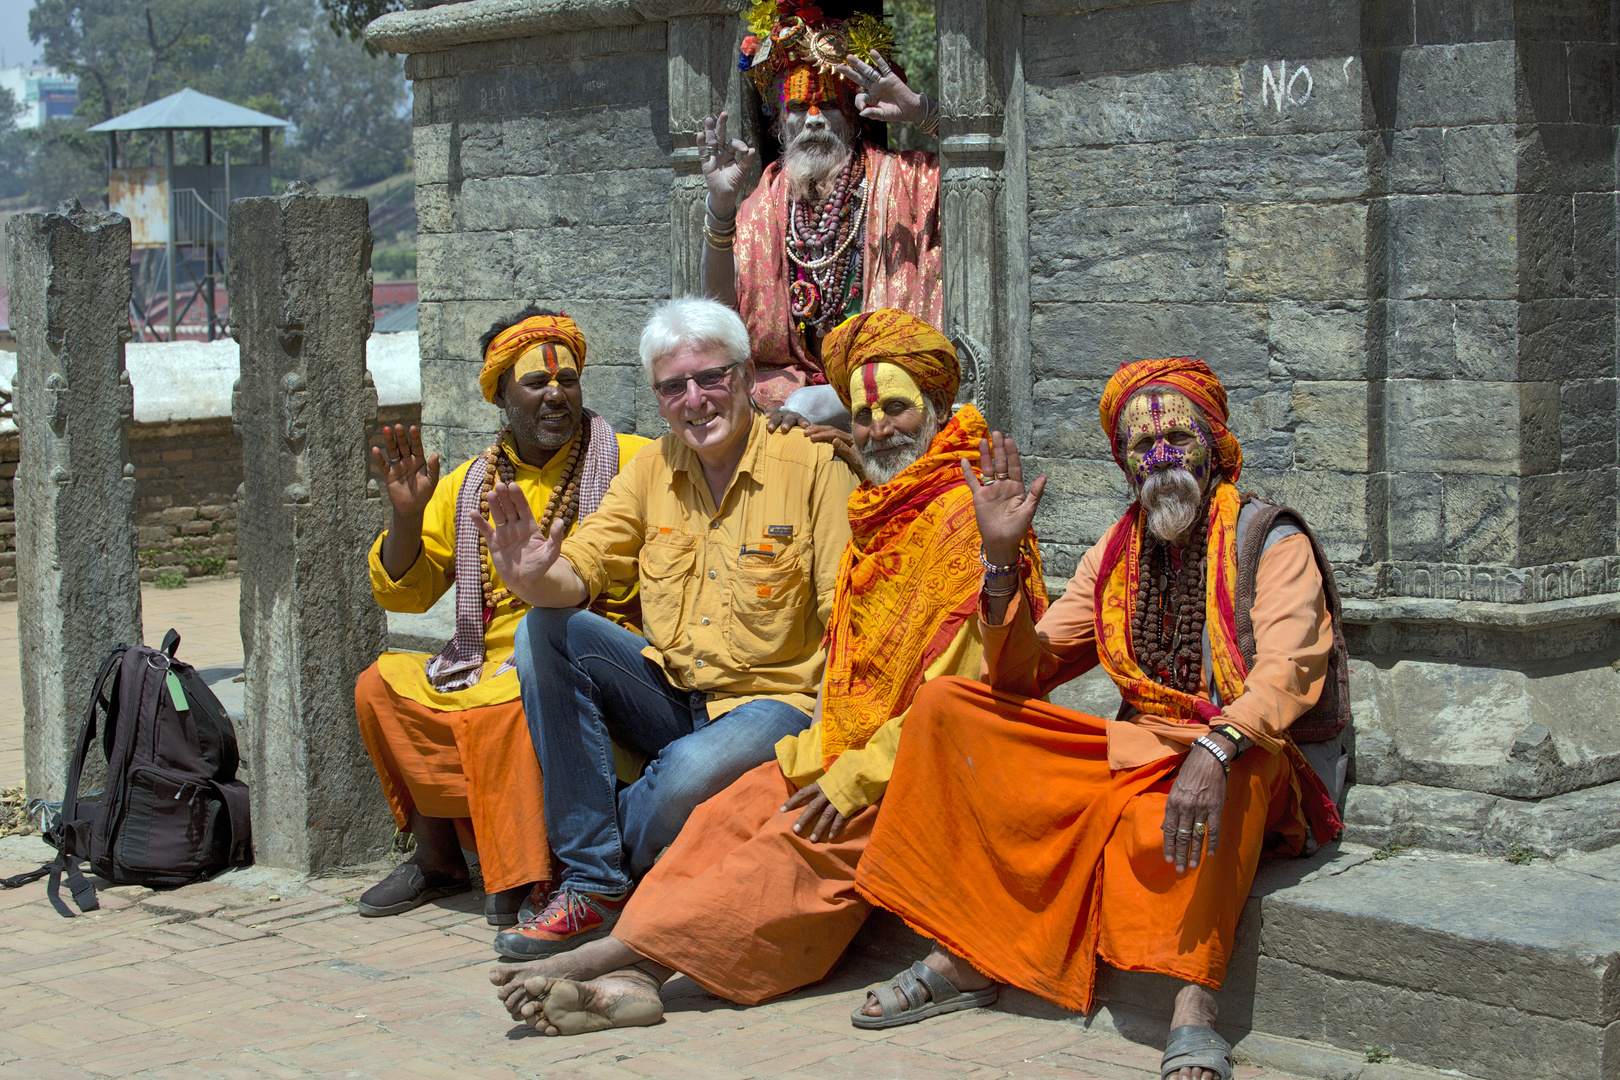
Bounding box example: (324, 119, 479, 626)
(821, 310, 959, 413)
(1099, 357, 1243, 481)
(479, 314, 587, 403)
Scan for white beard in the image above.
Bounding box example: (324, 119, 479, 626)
(1139, 468, 1204, 546)
(783, 128, 853, 202)
(859, 409, 941, 487)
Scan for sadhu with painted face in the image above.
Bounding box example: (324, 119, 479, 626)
(354, 310, 650, 928)
(849, 358, 1346, 1080)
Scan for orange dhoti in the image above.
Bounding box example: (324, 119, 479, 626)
(354, 664, 551, 893)
(614, 761, 875, 1006)
(854, 676, 1309, 1013)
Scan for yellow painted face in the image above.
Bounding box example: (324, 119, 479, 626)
(849, 361, 925, 420)
(511, 341, 580, 385)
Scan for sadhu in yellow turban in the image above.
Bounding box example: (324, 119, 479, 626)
(1099, 356, 1244, 484)
(816, 308, 1046, 764)
(821, 308, 960, 417)
(479, 314, 588, 403)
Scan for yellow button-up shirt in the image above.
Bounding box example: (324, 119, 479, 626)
(560, 414, 859, 719)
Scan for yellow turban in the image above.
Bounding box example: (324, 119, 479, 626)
(820, 310, 959, 413)
(479, 315, 588, 403)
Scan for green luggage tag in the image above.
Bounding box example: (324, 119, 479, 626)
(166, 671, 189, 713)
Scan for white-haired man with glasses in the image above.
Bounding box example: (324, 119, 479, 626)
(476, 297, 859, 962)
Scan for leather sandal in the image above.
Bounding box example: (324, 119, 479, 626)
(849, 960, 998, 1029)
(356, 861, 471, 917)
(1160, 1025, 1234, 1080)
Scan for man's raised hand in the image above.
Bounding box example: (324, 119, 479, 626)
(371, 423, 440, 519)
(700, 111, 757, 218)
(470, 481, 565, 602)
(960, 433, 1047, 566)
(836, 52, 925, 125)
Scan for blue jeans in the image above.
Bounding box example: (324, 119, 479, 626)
(515, 607, 811, 895)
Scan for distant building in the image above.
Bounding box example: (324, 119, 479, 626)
(0, 63, 79, 128)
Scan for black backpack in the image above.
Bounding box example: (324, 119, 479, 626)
(2, 630, 253, 916)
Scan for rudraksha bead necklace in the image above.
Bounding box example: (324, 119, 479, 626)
(1130, 510, 1209, 694)
(786, 153, 868, 334)
(476, 420, 591, 620)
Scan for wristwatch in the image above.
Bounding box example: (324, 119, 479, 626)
(1211, 723, 1251, 758)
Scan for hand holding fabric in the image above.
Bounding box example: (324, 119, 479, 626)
(469, 481, 565, 606)
(1161, 746, 1226, 873)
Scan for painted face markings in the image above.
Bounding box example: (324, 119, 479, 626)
(512, 342, 579, 384)
(1122, 391, 1212, 488)
(850, 362, 926, 418)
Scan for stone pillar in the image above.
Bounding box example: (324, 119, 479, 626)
(229, 183, 389, 873)
(667, 13, 745, 300)
(6, 201, 141, 801)
(936, 0, 1027, 436)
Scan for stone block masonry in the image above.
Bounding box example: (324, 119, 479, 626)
(229, 184, 391, 874)
(5, 201, 142, 803)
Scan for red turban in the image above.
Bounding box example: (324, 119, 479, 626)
(820, 310, 959, 413)
(479, 315, 588, 403)
(1099, 357, 1243, 481)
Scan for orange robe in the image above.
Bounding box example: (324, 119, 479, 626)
(736, 144, 943, 409)
(854, 515, 1334, 1012)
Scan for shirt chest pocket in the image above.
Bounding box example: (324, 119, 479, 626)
(639, 533, 697, 648)
(723, 547, 812, 667)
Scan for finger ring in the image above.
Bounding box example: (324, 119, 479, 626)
(994, 473, 1010, 482)
(385, 455, 401, 465)
(1193, 822, 1207, 837)
(1176, 829, 1192, 836)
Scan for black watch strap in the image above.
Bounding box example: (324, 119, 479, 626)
(1212, 724, 1251, 757)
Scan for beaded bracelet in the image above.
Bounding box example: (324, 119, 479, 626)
(978, 546, 1024, 575)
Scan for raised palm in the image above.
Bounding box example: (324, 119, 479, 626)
(372, 423, 440, 517)
(700, 111, 758, 215)
(471, 480, 565, 597)
(835, 52, 924, 125)
(959, 433, 1047, 565)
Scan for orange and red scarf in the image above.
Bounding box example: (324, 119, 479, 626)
(818, 405, 1046, 766)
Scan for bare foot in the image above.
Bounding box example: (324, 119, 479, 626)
(860, 942, 992, 1017)
(490, 935, 640, 1021)
(526, 968, 664, 1036)
(1166, 981, 1224, 1080)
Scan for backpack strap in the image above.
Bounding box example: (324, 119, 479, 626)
(40, 646, 126, 917)
(161, 629, 182, 658)
(207, 780, 254, 866)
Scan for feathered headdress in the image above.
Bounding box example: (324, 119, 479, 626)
(739, 2, 899, 114)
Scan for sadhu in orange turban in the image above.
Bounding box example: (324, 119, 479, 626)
(478, 314, 588, 403)
(1098, 357, 1244, 483)
(820, 309, 960, 414)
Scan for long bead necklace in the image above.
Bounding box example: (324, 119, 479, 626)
(1130, 512, 1209, 694)
(785, 153, 868, 334)
(475, 421, 591, 620)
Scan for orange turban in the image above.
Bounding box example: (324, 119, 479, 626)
(820, 310, 959, 413)
(479, 315, 588, 403)
(1099, 357, 1244, 481)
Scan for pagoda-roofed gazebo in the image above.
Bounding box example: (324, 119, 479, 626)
(90, 89, 290, 341)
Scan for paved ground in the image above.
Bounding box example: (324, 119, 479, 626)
(0, 578, 1306, 1080)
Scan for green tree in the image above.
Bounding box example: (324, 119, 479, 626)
(884, 0, 937, 153)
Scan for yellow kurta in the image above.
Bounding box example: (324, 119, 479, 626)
(370, 430, 651, 710)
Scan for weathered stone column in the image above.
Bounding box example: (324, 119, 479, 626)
(6, 201, 141, 801)
(667, 12, 747, 299)
(936, 0, 1026, 435)
(229, 183, 389, 873)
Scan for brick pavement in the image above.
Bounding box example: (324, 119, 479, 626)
(0, 578, 1309, 1080)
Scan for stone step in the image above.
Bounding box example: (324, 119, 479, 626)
(851, 842, 1620, 1080)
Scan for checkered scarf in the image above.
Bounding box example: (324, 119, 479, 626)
(424, 412, 619, 693)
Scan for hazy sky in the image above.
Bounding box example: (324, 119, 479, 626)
(1, 0, 44, 69)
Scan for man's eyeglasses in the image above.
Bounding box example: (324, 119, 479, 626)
(652, 361, 742, 401)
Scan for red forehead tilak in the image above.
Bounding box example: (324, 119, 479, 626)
(861, 364, 880, 406)
(541, 342, 559, 374)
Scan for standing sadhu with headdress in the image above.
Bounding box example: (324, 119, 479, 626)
(697, 1, 943, 410)
(353, 309, 650, 928)
(849, 358, 1347, 1080)
(485, 310, 1046, 1037)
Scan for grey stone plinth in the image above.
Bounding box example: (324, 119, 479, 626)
(229, 185, 390, 874)
(6, 201, 142, 801)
